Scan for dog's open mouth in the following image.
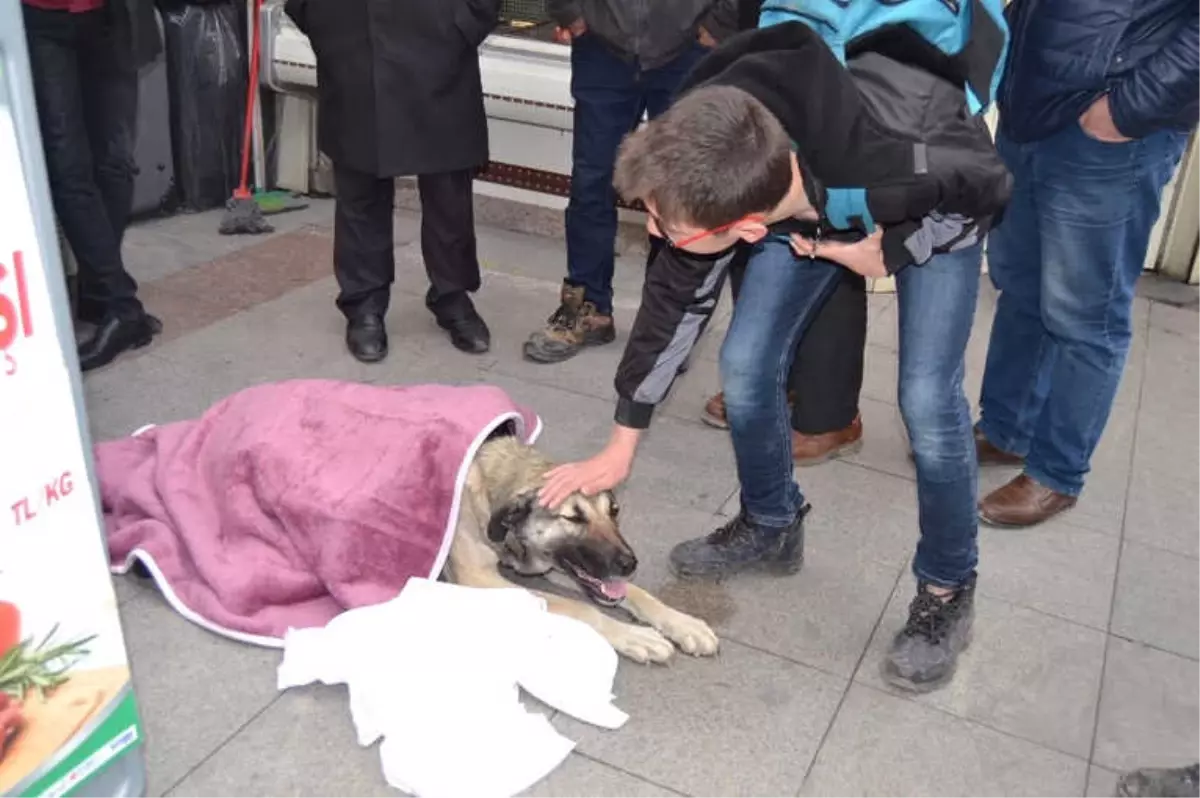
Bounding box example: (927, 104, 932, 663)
(562, 560, 627, 606)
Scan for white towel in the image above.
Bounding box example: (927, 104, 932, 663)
(277, 578, 628, 797)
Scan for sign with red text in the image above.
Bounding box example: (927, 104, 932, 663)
(0, 90, 143, 797)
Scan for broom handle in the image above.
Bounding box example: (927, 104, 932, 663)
(237, 0, 263, 196)
(250, 0, 267, 192)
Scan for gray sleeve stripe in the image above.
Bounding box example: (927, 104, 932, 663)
(631, 249, 733, 406)
(903, 213, 980, 265)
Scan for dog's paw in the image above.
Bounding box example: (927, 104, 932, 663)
(606, 622, 676, 664)
(654, 610, 720, 657)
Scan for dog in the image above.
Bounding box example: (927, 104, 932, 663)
(442, 433, 720, 664)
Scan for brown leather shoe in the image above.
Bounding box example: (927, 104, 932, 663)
(975, 426, 1024, 466)
(978, 474, 1077, 528)
(700, 390, 798, 430)
(701, 391, 730, 429)
(793, 414, 864, 466)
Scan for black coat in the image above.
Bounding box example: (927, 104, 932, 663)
(284, 0, 500, 178)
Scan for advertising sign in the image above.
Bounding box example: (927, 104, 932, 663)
(0, 68, 145, 798)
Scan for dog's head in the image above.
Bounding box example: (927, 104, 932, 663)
(486, 490, 635, 606)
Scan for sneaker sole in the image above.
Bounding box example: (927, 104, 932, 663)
(879, 629, 973, 694)
(522, 332, 615, 364)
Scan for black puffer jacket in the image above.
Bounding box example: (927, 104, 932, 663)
(548, 0, 737, 70)
(1000, 0, 1199, 142)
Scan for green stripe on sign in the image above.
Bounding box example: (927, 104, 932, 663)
(17, 691, 143, 798)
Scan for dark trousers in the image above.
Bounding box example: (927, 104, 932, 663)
(333, 166, 482, 320)
(23, 6, 143, 320)
(565, 35, 706, 315)
(729, 258, 866, 435)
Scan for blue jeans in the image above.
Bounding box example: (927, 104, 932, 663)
(565, 36, 705, 314)
(721, 238, 983, 587)
(979, 124, 1188, 496)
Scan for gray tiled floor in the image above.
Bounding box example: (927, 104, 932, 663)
(89, 204, 1199, 796)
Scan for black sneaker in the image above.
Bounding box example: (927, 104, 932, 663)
(668, 505, 808, 579)
(1118, 764, 1200, 797)
(883, 573, 976, 693)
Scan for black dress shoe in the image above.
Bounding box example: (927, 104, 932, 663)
(78, 313, 161, 372)
(436, 307, 490, 354)
(346, 314, 388, 362)
(426, 291, 490, 354)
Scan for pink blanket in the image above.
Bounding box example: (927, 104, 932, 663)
(97, 379, 541, 646)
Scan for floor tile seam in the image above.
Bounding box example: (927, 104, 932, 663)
(1104, 632, 1200, 663)
(854, 680, 1096, 767)
(572, 751, 690, 797)
(794, 557, 909, 797)
(1115, 534, 1200, 563)
(160, 692, 285, 797)
(1085, 306, 1152, 771)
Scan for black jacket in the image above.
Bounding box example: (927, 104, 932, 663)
(1000, 0, 1198, 143)
(285, 0, 499, 177)
(612, 22, 1011, 430)
(548, 0, 737, 70)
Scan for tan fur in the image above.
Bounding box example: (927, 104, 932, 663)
(443, 435, 720, 664)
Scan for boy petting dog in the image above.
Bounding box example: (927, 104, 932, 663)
(539, 20, 1012, 692)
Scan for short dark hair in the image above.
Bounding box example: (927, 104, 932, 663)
(613, 85, 793, 230)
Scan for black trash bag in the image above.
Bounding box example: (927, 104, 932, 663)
(161, 1, 247, 211)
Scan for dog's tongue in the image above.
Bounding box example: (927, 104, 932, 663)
(600, 580, 627, 601)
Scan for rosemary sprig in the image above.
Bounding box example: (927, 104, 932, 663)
(0, 624, 96, 702)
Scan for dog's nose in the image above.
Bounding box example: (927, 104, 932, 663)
(614, 551, 637, 577)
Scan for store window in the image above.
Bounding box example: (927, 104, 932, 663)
(497, 0, 564, 43)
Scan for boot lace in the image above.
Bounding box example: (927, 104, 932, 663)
(705, 515, 756, 547)
(901, 590, 958, 644)
(546, 302, 579, 332)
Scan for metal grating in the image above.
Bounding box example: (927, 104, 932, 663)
(500, 0, 549, 22)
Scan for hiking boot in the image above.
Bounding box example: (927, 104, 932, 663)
(792, 414, 863, 466)
(668, 505, 809, 579)
(1117, 764, 1200, 797)
(883, 573, 976, 693)
(699, 390, 798, 430)
(523, 283, 616, 364)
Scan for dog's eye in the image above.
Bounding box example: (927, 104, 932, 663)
(566, 514, 587, 525)
(609, 503, 620, 518)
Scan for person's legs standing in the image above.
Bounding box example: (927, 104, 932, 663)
(333, 163, 395, 362)
(977, 130, 1047, 462)
(702, 266, 868, 465)
(417, 168, 489, 353)
(884, 241, 982, 692)
(979, 125, 1188, 526)
(523, 35, 639, 363)
(788, 270, 867, 458)
(670, 238, 843, 577)
(24, 6, 157, 371)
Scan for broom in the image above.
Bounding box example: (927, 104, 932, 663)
(219, 0, 274, 235)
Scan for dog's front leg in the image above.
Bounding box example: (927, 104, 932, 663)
(622, 585, 720, 657)
(535, 591, 677, 665)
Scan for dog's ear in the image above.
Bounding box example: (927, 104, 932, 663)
(486, 494, 535, 543)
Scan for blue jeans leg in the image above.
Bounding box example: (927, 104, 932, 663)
(897, 243, 983, 588)
(642, 43, 706, 119)
(981, 124, 1188, 496)
(978, 131, 1047, 456)
(720, 238, 842, 527)
(565, 36, 643, 315)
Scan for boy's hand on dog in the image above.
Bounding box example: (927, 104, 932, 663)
(539, 449, 632, 507)
(790, 229, 888, 279)
(539, 426, 640, 507)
